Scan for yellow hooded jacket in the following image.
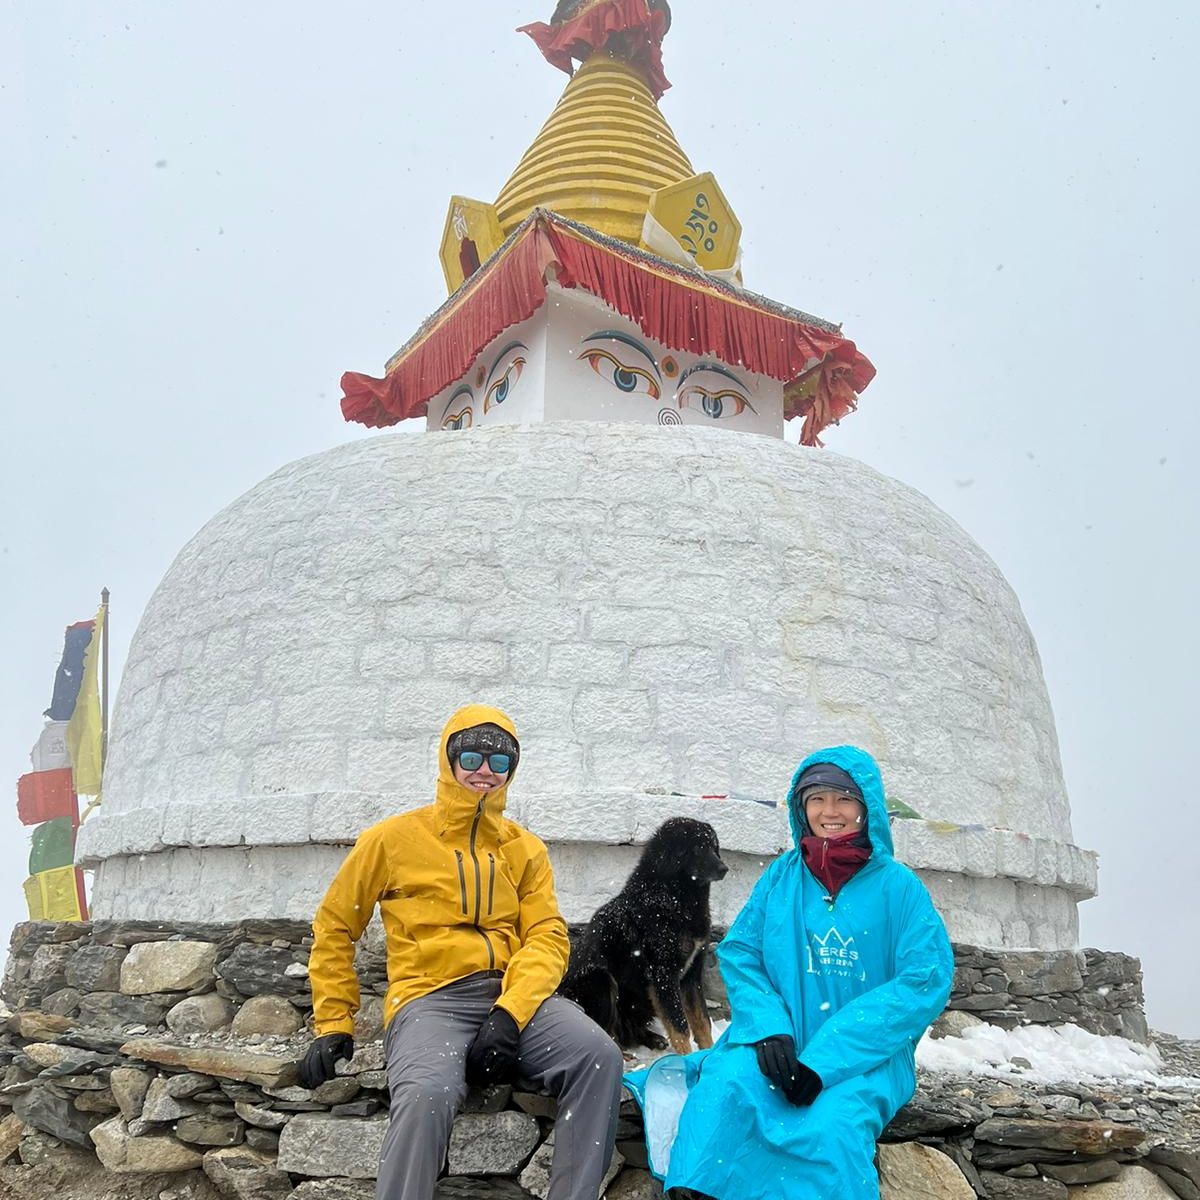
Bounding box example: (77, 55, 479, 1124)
(309, 705, 569, 1035)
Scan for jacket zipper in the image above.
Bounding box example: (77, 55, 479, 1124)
(487, 853, 496, 915)
(469, 798, 485, 924)
(454, 850, 468, 915)
(468, 799, 494, 966)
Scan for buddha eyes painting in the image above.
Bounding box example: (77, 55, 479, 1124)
(579, 331, 663, 401)
(439, 340, 530, 429)
(577, 331, 753, 422)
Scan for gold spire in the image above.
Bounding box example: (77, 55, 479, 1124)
(493, 52, 694, 245)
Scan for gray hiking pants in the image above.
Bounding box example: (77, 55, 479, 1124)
(377, 972, 624, 1200)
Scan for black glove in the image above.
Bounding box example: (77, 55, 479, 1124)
(298, 1033, 355, 1089)
(465, 1007, 521, 1086)
(754, 1034, 822, 1106)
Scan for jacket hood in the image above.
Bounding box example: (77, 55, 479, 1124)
(787, 745, 893, 859)
(435, 704, 519, 835)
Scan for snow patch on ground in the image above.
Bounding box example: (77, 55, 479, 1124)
(917, 1021, 1198, 1086)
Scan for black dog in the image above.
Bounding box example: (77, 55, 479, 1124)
(560, 817, 728, 1054)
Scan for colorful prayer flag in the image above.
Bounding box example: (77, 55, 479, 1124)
(23, 866, 84, 921)
(66, 604, 105, 795)
(16, 768, 76, 826)
(30, 721, 70, 771)
(29, 818, 76, 875)
(44, 620, 96, 720)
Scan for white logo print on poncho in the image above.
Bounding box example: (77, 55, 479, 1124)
(806, 926, 868, 982)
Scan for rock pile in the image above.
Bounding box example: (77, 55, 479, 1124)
(0, 919, 1193, 1200)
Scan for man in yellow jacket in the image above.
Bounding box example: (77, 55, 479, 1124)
(300, 704, 624, 1200)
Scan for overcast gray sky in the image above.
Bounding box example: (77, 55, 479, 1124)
(3, 3, 1197, 1037)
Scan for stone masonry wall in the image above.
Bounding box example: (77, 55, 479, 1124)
(1, 921, 1196, 1200)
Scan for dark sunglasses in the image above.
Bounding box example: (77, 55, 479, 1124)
(457, 751, 512, 774)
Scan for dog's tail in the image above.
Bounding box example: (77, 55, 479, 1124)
(560, 967, 619, 1040)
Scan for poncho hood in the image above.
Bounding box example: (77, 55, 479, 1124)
(787, 745, 893, 860)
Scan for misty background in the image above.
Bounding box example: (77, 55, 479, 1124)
(3, 3, 1197, 1036)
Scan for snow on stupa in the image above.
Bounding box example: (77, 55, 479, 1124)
(77, 0, 1096, 950)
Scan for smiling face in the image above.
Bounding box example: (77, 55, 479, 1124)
(803, 788, 867, 838)
(452, 756, 510, 793)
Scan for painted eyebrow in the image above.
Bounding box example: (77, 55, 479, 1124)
(678, 361, 748, 391)
(486, 341, 528, 382)
(442, 384, 473, 418)
(582, 331, 662, 381)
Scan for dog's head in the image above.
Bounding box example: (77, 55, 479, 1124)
(639, 817, 729, 886)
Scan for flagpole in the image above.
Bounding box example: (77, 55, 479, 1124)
(100, 587, 110, 769)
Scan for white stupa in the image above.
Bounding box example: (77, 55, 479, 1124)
(77, 2, 1095, 950)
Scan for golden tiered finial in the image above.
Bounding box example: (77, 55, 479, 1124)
(439, 1, 742, 293)
(493, 53, 693, 244)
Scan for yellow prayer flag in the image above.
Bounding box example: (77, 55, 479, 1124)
(66, 603, 105, 796)
(23, 866, 84, 921)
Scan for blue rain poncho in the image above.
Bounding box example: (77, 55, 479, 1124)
(626, 746, 953, 1200)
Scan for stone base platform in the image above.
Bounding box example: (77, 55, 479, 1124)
(0, 919, 1191, 1200)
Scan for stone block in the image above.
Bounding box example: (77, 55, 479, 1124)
(878, 1142, 974, 1199)
(90, 1115, 204, 1173)
(109, 1067, 152, 1120)
(604, 1168, 663, 1199)
(928, 1010, 984, 1039)
(973, 1117, 1145, 1156)
(0, 1113, 26, 1164)
(41, 987, 82, 1016)
(520, 1139, 622, 1200)
(1004, 951, 1084, 998)
(166, 1072, 218, 1099)
(218, 943, 311, 998)
(276, 1112, 388, 1178)
(120, 940, 218, 994)
(978, 1171, 1067, 1198)
(27, 943, 77, 997)
(175, 1111, 245, 1146)
(523, 793, 634, 844)
(12, 1085, 102, 1148)
(245, 1127, 279, 1153)
(203, 1144, 293, 1198)
(79, 990, 170, 1029)
(142, 1076, 201, 1122)
(446, 1111, 540, 1175)
(288, 1180, 372, 1200)
(231, 994, 304, 1037)
(1040, 1160, 1122, 1185)
(64, 944, 127, 992)
(167, 993, 235, 1035)
(234, 1101, 291, 1131)
(291, 1181, 377, 1200)
(120, 1038, 300, 1089)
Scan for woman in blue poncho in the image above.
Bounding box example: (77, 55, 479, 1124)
(626, 746, 954, 1200)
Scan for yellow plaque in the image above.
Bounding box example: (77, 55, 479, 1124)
(647, 172, 741, 272)
(440, 196, 505, 294)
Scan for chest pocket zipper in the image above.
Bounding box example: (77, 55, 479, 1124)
(454, 850, 468, 915)
(487, 854, 496, 916)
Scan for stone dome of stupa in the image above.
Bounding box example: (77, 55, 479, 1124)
(78, 423, 1095, 948)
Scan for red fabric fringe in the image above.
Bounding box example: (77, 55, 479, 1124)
(518, 0, 671, 99)
(340, 213, 875, 446)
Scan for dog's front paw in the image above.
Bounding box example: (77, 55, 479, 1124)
(638, 1030, 669, 1051)
(667, 1029, 693, 1055)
